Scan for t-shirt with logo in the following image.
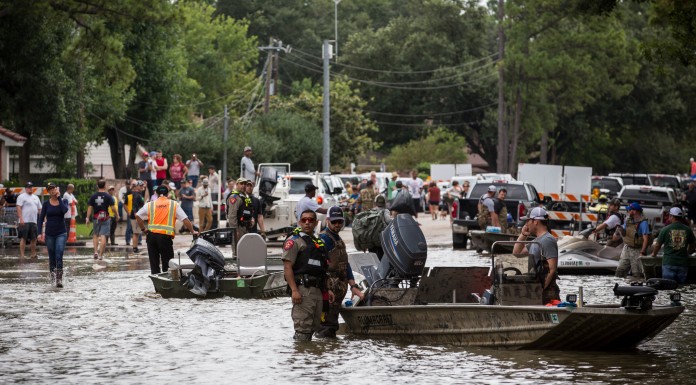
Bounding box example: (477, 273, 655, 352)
(88, 192, 115, 220)
(657, 221, 696, 266)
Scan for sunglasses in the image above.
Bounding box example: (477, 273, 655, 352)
(330, 219, 345, 225)
(299, 217, 316, 224)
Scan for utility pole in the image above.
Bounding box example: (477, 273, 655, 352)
(223, 105, 229, 184)
(263, 38, 274, 113)
(496, 0, 507, 173)
(322, 40, 331, 173)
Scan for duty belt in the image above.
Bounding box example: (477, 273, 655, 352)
(295, 274, 324, 289)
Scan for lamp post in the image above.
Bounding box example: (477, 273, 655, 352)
(334, 0, 342, 61)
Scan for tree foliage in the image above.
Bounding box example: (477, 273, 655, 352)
(386, 127, 468, 172)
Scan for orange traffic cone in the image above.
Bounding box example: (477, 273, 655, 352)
(68, 218, 77, 243)
(67, 201, 77, 243)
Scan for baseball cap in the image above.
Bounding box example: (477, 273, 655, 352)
(156, 184, 169, 195)
(327, 206, 344, 221)
(142, 152, 149, 157)
(168, 182, 176, 189)
(488, 185, 497, 192)
(626, 202, 643, 212)
(202, 179, 209, 185)
(304, 183, 318, 191)
(108, 185, 115, 191)
(25, 181, 33, 187)
(236, 177, 247, 184)
(375, 195, 386, 208)
(46, 182, 56, 190)
(244, 146, 252, 152)
(395, 181, 403, 188)
(669, 207, 683, 217)
(149, 151, 157, 157)
(521, 207, 548, 221)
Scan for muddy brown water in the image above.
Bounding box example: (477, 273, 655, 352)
(0, 247, 695, 384)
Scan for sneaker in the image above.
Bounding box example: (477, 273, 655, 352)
(98, 255, 103, 261)
(133, 247, 139, 253)
(93, 253, 98, 260)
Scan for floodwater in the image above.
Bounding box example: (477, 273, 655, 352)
(1, 246, 695, 384)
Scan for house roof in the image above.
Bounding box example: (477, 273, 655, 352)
(0, 125, 27, 146)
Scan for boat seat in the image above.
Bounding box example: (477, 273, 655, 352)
(237, 233, 267, 276)
(613, 283, 657, 297)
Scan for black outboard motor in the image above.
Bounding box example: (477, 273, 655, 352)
(258, 167, 281, 206)
(184, 238, 226, 296)
(613, 278, 678, 310)
(376, 214, 427, 287)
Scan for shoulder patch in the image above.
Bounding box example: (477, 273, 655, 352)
(229, 197, 236, 205)
(283, 239, 295, 251)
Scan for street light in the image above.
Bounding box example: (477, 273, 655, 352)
(334, 0, 342, 61)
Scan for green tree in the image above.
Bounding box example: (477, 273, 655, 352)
(386, 127, 468, 171)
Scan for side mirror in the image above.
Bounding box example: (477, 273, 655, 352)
(333, 187, 342, 195)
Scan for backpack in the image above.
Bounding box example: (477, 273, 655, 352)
(351, 208, 389, 251)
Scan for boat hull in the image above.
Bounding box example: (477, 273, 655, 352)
(641, 256, 696, 284)
(149, 271, 287, 299)
(470, 231, 518, 253)
(341, 303, 683, 350)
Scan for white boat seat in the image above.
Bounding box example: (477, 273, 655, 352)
(237, 233, 267, 276)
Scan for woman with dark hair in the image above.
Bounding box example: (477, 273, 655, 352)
(169, 154, 188, 189)
(427, 181, 441, 220)
(38, 184, 69, 288)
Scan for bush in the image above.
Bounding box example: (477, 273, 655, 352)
(47, 179, 99, 219)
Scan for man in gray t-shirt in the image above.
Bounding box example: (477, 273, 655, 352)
(178, 180, 196, 222)
(512, 207, 560, 304)
(186, 154, 204, 188)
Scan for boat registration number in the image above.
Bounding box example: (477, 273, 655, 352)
(357, 314, 393, 327)
(560, 261, 587, 266)
(527, 312, 559, 324)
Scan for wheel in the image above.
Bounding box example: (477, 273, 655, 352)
(551, 202, 568, 212)
(453, 232, 468, 249)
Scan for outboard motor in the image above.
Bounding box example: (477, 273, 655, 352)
(183, 238, 226, 296)
(258, 167, 281, 206)
(613, 278, 678, 310)
(376, 214, 427, 287)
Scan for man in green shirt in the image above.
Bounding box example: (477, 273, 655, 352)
(651, 207, 696, 284)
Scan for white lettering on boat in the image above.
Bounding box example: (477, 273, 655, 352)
(357, 314, 394, 327)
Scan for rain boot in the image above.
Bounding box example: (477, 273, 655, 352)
(50, 271, 56, 285)
(56, 269, 63, 288)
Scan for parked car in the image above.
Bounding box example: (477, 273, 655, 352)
(648, 174, 682, 194)
(360, 172, 393, 195)
(617, 185, 677, 232)
(451, 180, 541, 249)
(334, 174, 361, 189)
(591, 176, 624, 198)
(608, 173, 649, 186)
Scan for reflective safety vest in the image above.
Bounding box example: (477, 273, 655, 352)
(147, 197, 177, 236)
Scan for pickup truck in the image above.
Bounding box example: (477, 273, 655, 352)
(617, 185, 676, 233)
(451, 181, 542, 249)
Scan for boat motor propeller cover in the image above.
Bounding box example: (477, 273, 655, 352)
(377, 213, 427, 280)
(259, 167, 280, 204)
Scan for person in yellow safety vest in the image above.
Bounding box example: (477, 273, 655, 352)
(589, 195, 609, 214)
(136, 184, 198, 275)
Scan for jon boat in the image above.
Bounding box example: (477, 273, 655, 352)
(469, 229, 519, 253)
(341, 215, 684, 350)
(149, 232, 287, 299)
(641, 255, 696, 284)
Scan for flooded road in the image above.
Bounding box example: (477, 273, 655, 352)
(1, 247, 695, 384)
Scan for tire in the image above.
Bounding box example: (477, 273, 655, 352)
(453, 232, 468, 249)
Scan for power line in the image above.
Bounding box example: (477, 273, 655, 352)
(374, 120, 481, 127)
(355, 102, 497, 117)
(291, 47, 498, 75)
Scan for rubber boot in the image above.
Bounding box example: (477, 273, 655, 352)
(56, 269, 63, 288)
(293, 332, 313, 342)
(50, 271, 56, 285)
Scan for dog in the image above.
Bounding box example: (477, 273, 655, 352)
(438, 202, 449, 220)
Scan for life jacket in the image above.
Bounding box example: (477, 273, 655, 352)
(231, 191, 253, 225)
(147, 197, 177, 236)
(604, 211, 625, 236)
(291, 233, 328, 277)
(323, 230, 348, 278)
(624, 217, 649, 248)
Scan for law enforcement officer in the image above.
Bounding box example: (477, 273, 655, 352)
(226, 178, 253, 255)
(136, 184, 197, 274)
(315, 206, 365, 338)
(282, 209, 332, 341)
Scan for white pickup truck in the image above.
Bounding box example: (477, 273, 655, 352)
(617, 185, 676, 232)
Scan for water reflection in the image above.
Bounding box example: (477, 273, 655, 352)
(0, 246, 693, 383)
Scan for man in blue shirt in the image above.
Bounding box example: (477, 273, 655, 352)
(615, 202, 651, 281)
(315, 206, 364, 338)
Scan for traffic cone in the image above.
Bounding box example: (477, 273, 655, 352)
(67, 201, 77, 243)
(68, 217, 77, 243)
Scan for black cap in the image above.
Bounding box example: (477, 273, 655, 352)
(46, 182, 56, 190)
(155, 184, 169, 195)
(328, 206, 344, 221)
(25, 182, 33, 187)
(305, 183, 318, 192)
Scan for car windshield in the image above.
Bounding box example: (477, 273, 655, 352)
(470, 183, 528, 200)
(619, 175, 649, 185)
(649, 175, 679, 189)
(620, 188, 672, 203)
(592, 179, 622, 193)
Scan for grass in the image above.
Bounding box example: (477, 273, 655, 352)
(75, 223, 92, 239)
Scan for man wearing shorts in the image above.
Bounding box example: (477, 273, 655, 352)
(16, 182, 42, 259)
(85, 179, 118, 260)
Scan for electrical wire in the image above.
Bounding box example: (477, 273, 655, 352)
(126, 76, 263, 108)
(355, 102, 497, 117)
(291, 47, 498, 75)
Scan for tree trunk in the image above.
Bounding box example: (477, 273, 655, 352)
(106, 126, 126, 179)
(18, 135, 31, 184)
(509, 81, 522, 174)
(127, 141, 137, 178)
(540, 129, 548, 164)
(495, 0, 507, 173)
(76, 149, 85, 179)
